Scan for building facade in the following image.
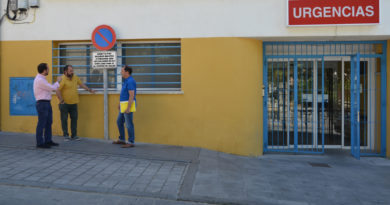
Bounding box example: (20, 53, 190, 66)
(0, 0, 389, 158)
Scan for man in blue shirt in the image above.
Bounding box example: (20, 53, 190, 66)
(113, 65, 137, 148)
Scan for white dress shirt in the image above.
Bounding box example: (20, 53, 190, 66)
(33, 74, 59, 101)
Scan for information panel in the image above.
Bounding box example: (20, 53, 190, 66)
(92, 51, 117, 69)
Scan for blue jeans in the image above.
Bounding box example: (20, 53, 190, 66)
(35, 101, 53, 146)
(117, 112, 135, 143)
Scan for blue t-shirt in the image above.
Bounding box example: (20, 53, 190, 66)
(120, 76, 137, 102)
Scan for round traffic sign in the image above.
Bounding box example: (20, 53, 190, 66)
(91, 25, 116, 51)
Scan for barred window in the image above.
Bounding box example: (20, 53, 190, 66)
(52, 42, 181, 91)
(53, 44, 117, 89)
(121, 42, 181, 90)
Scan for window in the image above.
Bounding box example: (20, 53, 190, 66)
(121, 42, 181, 90)
(52, 41, 181, 91)
(53, 44, 117, 89)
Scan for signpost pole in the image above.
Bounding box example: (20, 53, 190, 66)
(91, 24, 117, 142)
(103, 68, 109, 140)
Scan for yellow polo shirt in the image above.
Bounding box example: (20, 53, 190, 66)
(59, 74, 82, 104)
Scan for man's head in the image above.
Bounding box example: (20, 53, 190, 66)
(37, 63, 49, 76)
(63, 65, 74, 78)
(121, 65, 132, 78)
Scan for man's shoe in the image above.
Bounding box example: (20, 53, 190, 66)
(36, 144, 51, 149)
(64, 136, 70, 141)
(112, 140, 126, 145)
(121, 143, 135, 148)
(71, 136, 81, 141)
(46, 141, 59, 146)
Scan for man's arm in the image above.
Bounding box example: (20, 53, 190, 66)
(56, 76, 64, 103)
(38, 76, 61, 91)
(125, 90, 135, 113)
(56, 90, 64, 104)
(79, 82, 95, 94)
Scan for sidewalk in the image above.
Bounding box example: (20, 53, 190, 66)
(0, 132, 390, 205)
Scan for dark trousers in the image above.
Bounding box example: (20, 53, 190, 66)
(59, 103, 78, 137)
(35, 101, 53, 146)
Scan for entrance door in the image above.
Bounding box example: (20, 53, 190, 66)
(351, 53, 361, 159)
(321, 57, 351, 148)
(321, 59, 344, 148)
(264, 41, 386, 157)
(321, 56, 378, 153)
(265, 58, 324, 153)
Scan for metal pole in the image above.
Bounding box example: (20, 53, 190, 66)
(103, 68, 109, 140)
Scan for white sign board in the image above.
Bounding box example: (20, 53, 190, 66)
(92, 51, 117, 69)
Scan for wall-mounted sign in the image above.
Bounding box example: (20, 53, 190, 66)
(92, 51, 117, 69)
(10, 77, 37, 116)
(91, 25, 116, 50)
(288, 0, 379, 26)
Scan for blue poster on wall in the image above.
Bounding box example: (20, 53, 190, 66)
(10, 77, 37, 116)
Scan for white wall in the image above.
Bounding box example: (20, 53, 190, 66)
(1, 0, 390, 41)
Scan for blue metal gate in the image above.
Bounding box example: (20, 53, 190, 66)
(351, 53, 361, 159)
(264, 57, 325, 153)
(263, 41, 387, 157)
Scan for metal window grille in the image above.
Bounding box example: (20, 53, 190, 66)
(52, 42, 181, 91)
(121, 42, 181, 90)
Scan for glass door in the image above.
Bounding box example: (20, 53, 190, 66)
(321, 56, 376, 153)
(266, 58, 324, 153)
(319, 57, 349, 148)
(320, 60, 343, 147)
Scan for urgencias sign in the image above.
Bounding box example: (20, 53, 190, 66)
(288, 0, 379, 26)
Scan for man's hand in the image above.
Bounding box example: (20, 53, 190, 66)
(57, 76, 62, 83)
(89, 89, 96, 94)
(125, 107, 131, 114)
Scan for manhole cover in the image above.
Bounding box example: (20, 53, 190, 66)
(309, 162, 331, 168)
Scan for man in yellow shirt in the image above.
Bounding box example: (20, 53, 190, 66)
(56, 65, 95, 141)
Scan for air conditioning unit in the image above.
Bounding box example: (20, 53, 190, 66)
(9, 0, 18, 12)
(18, 0, 29, 11)
(29, 0, 39, 8)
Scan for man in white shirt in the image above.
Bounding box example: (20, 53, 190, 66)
(33, 63, 62, 148)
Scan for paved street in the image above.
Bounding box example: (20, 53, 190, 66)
(0, 146, 187, 198)
(0, 132, 390, 205)
(0, 184, 207, 205)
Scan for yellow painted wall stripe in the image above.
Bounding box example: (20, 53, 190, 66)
(0, 38, 263, 156)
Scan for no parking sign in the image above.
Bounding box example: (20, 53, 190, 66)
(91, 25, 116, 51)
(90, 25, 118, 140)
(91, 25, 117, 69)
